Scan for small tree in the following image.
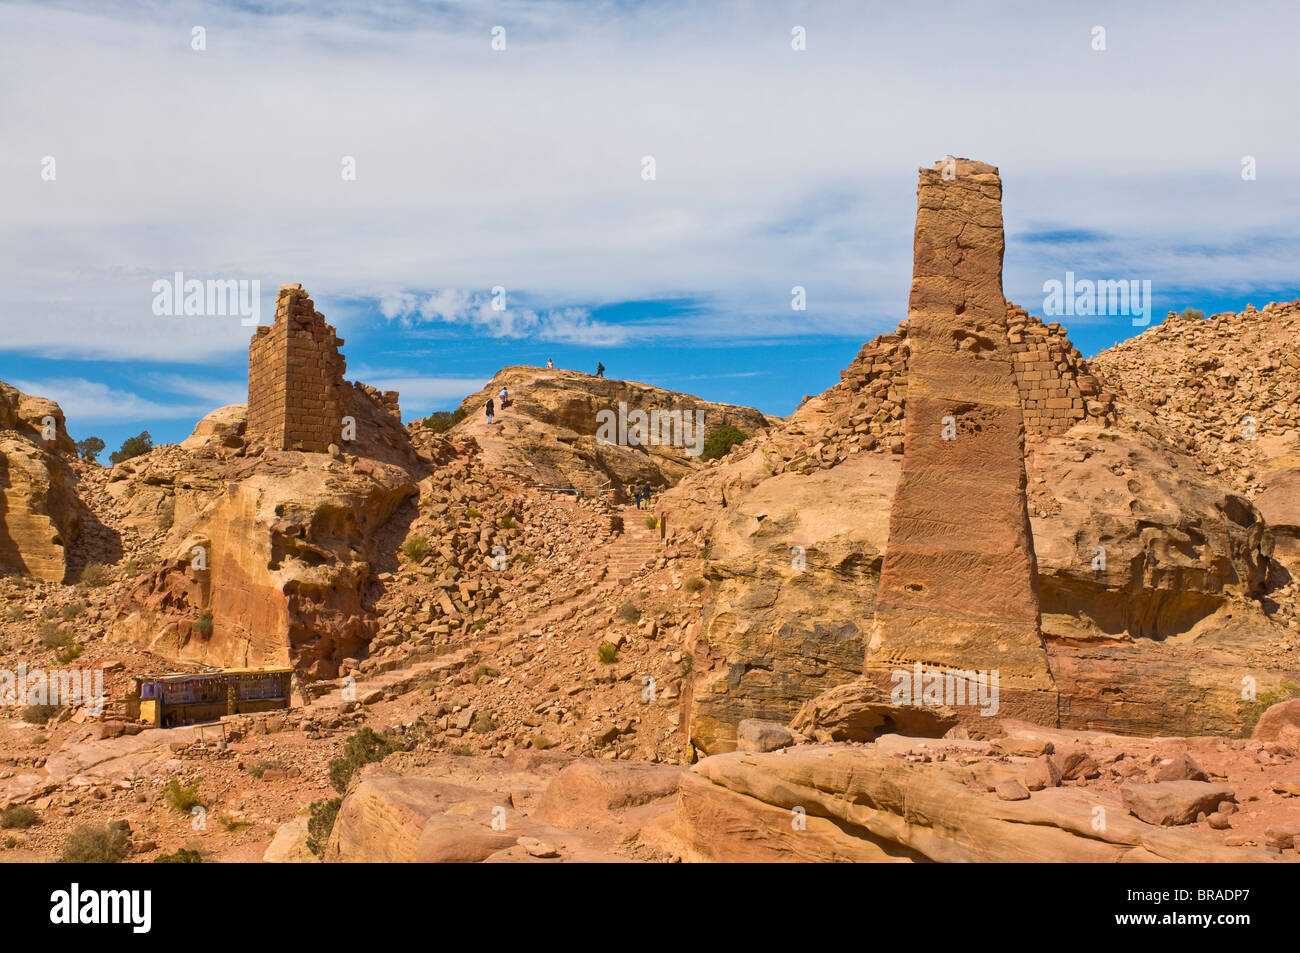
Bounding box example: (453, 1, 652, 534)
(110, 431, 153, 464)
(75, 437, 105, 463)
(1179, 308, 1205, 321)
(702, 425, 749, 461)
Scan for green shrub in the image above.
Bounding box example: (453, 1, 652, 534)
(54, 643, 84, 664)
(615, 601, 640, 624)
(328, 727, 410, 794)
(247, 760, 284, 780)
(645, 516, 658, 529)
(109, 430, 153, 465)
(306, 798, 341, 858)
(153, 848, 201, 863)
(421, 408, 467, 434)
(401, 534, 429, 562)
(467, 508, 483, 519)
(0, 806, 39, 830)
(597, 641, 619, 664)
(1178, 308, 1206, 321)
(684, 575, 705, 593)
(163, 777, 204, 814)
(62, 823, 130, 863)
(702, 424, 749, 461)
(499, 515, 516, 529)
(194, 610, 213, 638)
(219, 816, 252, 833)
(470, 710, 497, 734)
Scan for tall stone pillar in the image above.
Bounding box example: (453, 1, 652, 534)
(864, 158, 1057, 723)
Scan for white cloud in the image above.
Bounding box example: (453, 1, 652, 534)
(1, 0, 1297, 364)
(10, 377, 223, 423)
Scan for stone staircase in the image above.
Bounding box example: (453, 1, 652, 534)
(607, 505, 662, 585)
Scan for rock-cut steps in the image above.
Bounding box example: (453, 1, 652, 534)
(607, 505, 663, 585)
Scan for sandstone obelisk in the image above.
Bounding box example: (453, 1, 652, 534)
(865, 158, 1057, 722)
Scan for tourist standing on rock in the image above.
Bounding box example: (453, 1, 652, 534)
(485, 396, 495, 424)
(546, 357, 554, 369)
(499, 385, 509, 409)
(596, 361, 605, 378)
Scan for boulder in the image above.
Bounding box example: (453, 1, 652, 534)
(788, 679, 958, 744)
(1121, 781, 1235, 827)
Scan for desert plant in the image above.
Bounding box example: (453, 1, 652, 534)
(153, 848, 201, 863)
(54, 643, 84, 665)
(247, 760, 285, 780)
(469, 664, 499, 684)
(75, 436, 105, 463)
(162, 777, 204, 814)
(470, 710, 497, 734)
(79, 562, 112, 588)
(219, 816, 253, 833)
(328, 727, 410, 794)
(702, 424, 749, 461)
(194, 610, 213, 638)
(0, 806, 39, 830)
(499, 514, 516, 529)
(306, 798, 341, 858)
(1240, 681, 1300, 734)
(597, 641, 619, 665)
(62, 823, 130, 863)
(21, 704, 61, 724)
(60, 601, 85, 622)
(1178, 308, 1206, 321)
(401, 534, 429, 562)
(109, 430, 153, 465)
(421, 407, 467, 434)
(39, 622, 73, 649)
(645, 516, 658, 530)
(684, 575, 705, 593)
(615, 601, 641, 624)
(467, 508, 483, 519)
(472, 619, 488, 633)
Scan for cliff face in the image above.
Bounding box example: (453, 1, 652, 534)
(0, 381, 82, 582)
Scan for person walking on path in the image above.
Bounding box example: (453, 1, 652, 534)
(595, 361, 605, 378)
(485, 396, 495, 424)
(641, 481, 652, 508)
(633, 484, 644, 510)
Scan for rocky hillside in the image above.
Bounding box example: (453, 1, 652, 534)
(444, 365, 775, 499)
(1089, 300, 1300, 495)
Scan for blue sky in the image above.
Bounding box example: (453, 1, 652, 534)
(2, 1, 1297, 454)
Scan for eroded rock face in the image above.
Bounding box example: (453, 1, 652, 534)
(111, 452, 417, 679)
(687, 451, 898, 753)
(451, 366, 774, 498)
(864, 158, 1055, 718)
(0, 382, 82, 582)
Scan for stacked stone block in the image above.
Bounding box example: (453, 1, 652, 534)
(247, 284, 347, 453)
(1007, 302, 1116, 439)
